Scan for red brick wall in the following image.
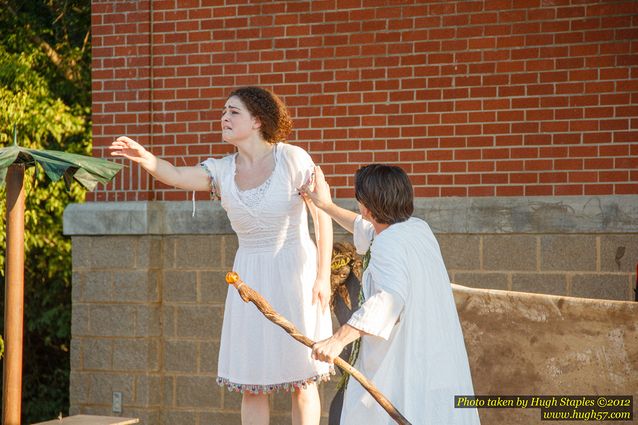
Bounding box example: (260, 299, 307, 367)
(91, 0, 638, 201)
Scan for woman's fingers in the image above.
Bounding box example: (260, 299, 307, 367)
(109, 136, 146, 159)
(115, 135, 137, 144)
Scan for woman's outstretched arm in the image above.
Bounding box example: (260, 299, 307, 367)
(109, 136, 210, 191)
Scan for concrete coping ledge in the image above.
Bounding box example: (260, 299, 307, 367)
(34, 415, 139, 425)
(63, 195, 638, 236)
(451, 283, 638, 311)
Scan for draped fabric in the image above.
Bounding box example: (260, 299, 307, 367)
(342, 216, 481, 424)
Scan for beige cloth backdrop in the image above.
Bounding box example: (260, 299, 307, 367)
(454, 285, 637, 425)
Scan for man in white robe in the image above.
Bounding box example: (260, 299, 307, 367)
(302, 164, 480, 425)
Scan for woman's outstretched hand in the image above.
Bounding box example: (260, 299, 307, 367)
(109, 136, 151, 164)
(110, 135, 213, 193)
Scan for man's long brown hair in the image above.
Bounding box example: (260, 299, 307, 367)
(354, 164, 414, 225)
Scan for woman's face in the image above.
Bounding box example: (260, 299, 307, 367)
(221, 96, 260, 144)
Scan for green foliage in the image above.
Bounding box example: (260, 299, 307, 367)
(0, 49, 86, 148)
(0, 0, 91, 422)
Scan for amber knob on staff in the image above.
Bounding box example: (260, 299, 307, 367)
(225, 271, 239, 284)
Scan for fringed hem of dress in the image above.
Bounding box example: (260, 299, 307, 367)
(217, 369, 335, 394)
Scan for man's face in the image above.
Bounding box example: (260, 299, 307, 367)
(358, 201, 371, 222)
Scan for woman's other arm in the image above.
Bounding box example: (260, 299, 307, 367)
(306, 198, 333, 312)
(301, 166, 357, 234)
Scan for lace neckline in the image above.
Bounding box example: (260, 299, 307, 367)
(234, 144, 278, 191)
(234, 144, 278, 208)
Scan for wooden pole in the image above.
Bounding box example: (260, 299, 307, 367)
(225, 272, 412, 425)
(3, 164, 25, 425)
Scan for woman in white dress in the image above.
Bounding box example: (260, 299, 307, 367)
(110, 87, 333, 425)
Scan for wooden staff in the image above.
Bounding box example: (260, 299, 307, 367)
(225, 271, 412, 425)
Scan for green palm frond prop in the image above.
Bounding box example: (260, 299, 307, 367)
(0, 143, 122, 191)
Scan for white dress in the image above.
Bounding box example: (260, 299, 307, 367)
(342, 216, 481, 425)
(200, 143, 333, 393)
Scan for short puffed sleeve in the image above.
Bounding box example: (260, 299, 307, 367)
(200, 158, 222, 200)
(280, 143, 315, 190)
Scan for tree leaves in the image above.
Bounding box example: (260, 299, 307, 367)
(0, 47, 85, 147)
(0, 0, 91, 421)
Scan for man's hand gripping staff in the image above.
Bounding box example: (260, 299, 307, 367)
(225, 271, 412, 425)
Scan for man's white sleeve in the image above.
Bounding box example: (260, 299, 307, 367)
(353, 214, 375, 255)
(348, 234, 410, 339)
(347, 287, 404, 340)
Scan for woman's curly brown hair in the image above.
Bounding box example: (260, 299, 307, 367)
(228, 87, 293, 144)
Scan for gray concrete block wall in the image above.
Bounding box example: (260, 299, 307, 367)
(64, 198, 638, 424)
(69, 234, 636, 423)
(441, 234, 636, 301)
(70, 236, 164, 423)
(159, 234, 237, 423)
